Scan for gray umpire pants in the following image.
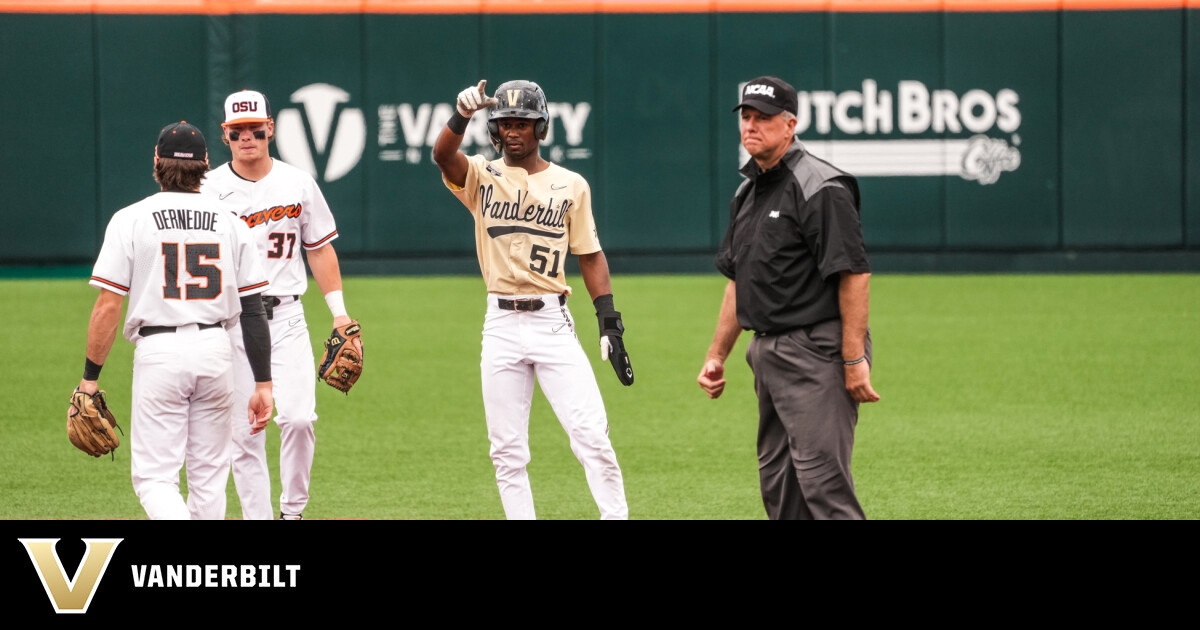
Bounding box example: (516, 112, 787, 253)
(746, 318, 869, 520)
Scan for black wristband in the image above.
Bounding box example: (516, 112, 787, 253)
(593, 294, 623, 337)
(593, 293, 615, 314)
(83, 358, 103, 381)
(447, 111, 470, 135)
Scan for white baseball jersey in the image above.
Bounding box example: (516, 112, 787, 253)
(202, 157, 333, 520)
(90, 191, 269, 343)
(201, 159, 339, 296)
(445, 155, 601, 295)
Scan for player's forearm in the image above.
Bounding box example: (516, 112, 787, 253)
(706, 280, 741, 363)
(433, 123, 465, 164)
(306, 244, 344, 296)
(838, 272, 871, 360)
(432, 124, 469, 187)
(85, 290, 124, 368)
(307, 245, 354, 325)
(577, 251, 613, 300)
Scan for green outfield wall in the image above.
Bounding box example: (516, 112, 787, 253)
(1, 7, 1197, 272)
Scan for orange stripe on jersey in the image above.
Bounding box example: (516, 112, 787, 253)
(303, 231, 338, 249)
(239, 281, 270, 293)
(90, 276, 130, 292)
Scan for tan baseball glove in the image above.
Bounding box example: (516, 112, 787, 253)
(67, 388, 122, 458)
(317, 321, 363, 394)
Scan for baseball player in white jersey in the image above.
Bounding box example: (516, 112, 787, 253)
(433, 80, 634, 520)
(201, 90, 361, 520)
(81, 121, 274, 520)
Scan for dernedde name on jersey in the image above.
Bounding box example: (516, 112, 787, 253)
(152, 209, 220, 232)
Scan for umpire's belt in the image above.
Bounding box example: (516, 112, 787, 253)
(753, 317, 839, 338)
(496, 294, 567, 312)
(140, 323, 223, 337)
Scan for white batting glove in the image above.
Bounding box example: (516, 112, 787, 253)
(600, 337, 613, 360)
(456, 80, 499, 117)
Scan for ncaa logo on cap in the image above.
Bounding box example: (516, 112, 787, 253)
(745, 84, 776, 98)
(733, 76, 799, 117)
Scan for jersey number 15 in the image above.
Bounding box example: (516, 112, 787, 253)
(162, 242, 221, 300)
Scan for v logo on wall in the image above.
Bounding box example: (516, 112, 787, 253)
(19, 538, 122, 614)
(276, 83, 366, 183)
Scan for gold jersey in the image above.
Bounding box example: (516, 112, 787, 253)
(446, 155, 601, 295)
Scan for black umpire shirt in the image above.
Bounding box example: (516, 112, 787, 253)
(715, 138, 870, 335)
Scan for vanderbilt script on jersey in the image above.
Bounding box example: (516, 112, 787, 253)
(445, 155, 601, 295)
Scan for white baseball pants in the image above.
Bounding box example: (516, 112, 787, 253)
(130, 324, 233, 520)
(480, 294, 628, 520)
(228, 298, 318, 519)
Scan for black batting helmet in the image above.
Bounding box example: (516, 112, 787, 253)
(487, 80, 549, 152)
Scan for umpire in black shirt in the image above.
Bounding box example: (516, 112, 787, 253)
(698, 76, 880, 520)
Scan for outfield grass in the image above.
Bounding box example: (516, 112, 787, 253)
(2, 274, 1197, 519)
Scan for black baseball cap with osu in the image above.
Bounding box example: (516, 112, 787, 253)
(156, 121, 207, 161)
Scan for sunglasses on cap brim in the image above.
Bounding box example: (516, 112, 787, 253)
(227, 129, 267, 141)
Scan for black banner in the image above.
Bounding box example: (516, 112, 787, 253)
(3, 520, 490, 619)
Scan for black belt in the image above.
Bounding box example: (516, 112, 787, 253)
(498, 295, 566, 312)
(265, 295, 301, 307)
(263, 295, 300, 320)
(141, 323, 223, 337)
(754, 318, 837, 337)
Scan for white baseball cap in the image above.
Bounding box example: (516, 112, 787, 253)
(222, 90, 272, 127)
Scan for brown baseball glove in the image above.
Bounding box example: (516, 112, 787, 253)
(67, 388, 122, 458)
(317, 321, 363, 394)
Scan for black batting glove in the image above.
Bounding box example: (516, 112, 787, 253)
(594, 294, 634, 386)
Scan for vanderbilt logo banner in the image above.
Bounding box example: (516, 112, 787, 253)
(6, 525, 486, 618)
(10, 530, 316, 617)
(19, 538, 122, 614)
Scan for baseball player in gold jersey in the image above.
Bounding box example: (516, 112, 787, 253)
(433, 79, 633, 520)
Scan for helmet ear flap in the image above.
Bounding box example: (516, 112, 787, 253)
(487, 119, 500, 151)
(487, 117, 547, 151)
(532, 83, 549, 140)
